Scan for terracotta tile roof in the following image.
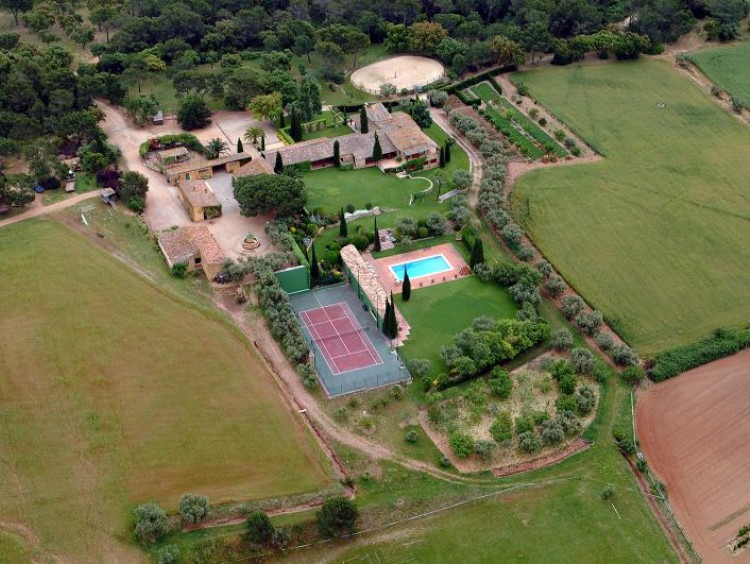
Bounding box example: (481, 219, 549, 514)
(158, 147, 189, 159)
(264, 138, 332, 167)
(374, 112, 438, 155)
(234, 157, 274, 177)
(158, 226, 225, 267)
(167, 152, 251, 175)
(337, 132, 396, 159)
(178, 180, 220, 208)
(365, 103, 392, 123)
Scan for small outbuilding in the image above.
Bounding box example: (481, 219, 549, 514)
(157, 226, 226, 280)
(176, 180, 222, 222)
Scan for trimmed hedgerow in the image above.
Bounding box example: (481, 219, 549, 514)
(649, 327, 750, 381)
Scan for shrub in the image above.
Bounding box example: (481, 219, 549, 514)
(538, 117, 547, 126)
(558, 372, 578, 395)
(438, 455, 451, 468)
(731, 96, 745, 113)
(528, 108, 539, 119)
(134, 503, 168, 545)
(490, 411, 513, 443)
(622, 365, 645, 386)
(449, 431, 475, 458)
(576, 386, 596, 415)
(710, 84, 722, 97)
(474, 439, 495, 460)
(536, 260, 553, 278)
(540, 421, 565, 445)
(501, 222, 524, 248)
(408, 358, 431, 378)
(405, 429, 418, 443)
(601, 484, 615, 500)
(271, 527, 290, 549)
(488, 367, 513, 399)
(246, 510, 274, 544)
(554, 129, 566, 141)
(390, 385, 403, 400)
(394, 215, 418, 239)
(544, 275, 566, 297)
(611, 344, 639, 366)
(318, 497, 359, 537)
(517, 431, 541, 453)
(171, 262, 188, 278)
(561, 295, 584, 319)
(128, 196, 145, 214)
(570, 347, 595, 374)
(516, 82, 529, 96)
(156, 545, 179, 564)
(179, 493, 209, 524)
(417, 226, 429, 239)
(334, 407, 348, 420)
(576, 310, 603, 335)
(550, 328, 574, 351)
(571, 146, 582, 157)
(556, 393, 577, 413)
(595, 332, 614, 352)
(515, 415, 534, 435)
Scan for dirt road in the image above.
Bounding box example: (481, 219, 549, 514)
(0, 190, 100, 229)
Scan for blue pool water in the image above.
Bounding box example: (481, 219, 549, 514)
(389, 254, 452, 281)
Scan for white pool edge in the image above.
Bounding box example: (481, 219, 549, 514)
(388, 253, 453, 282)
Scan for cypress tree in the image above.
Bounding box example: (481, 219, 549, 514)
(372, 133, 382, 162)
(290, 109, 301, 142)
(274, 152, 283, 174)
(310, 244, 320, 283)
(279, 112, 286, 128)
(470, 238, 485, 269)
(388, 291, 398, 338)
(445, 141, 452, 164)
(237, 138, 244, 153)
(339, 207, 348, 237)
(360, 105, 369, 134)
(382, 298, 391, 337)
(373, 216, 381, 252)
(402, 269, 411, 301)
(260, 135, 265, 151)
(333, 140, 340, 167)
(439, 146, 445, 168)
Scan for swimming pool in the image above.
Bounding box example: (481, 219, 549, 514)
(389, 254, 452, 282)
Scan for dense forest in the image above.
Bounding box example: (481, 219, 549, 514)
(0, 0, 746, 189)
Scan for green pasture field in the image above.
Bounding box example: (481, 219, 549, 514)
(0, 220, 331, 561)
(690, 42, 750, 102)
(398, 275, 518, 375)
(40, 173, 98, 206)
(512, 59, 750, 355)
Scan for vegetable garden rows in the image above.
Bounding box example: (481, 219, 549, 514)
(468, 82, 568, 160)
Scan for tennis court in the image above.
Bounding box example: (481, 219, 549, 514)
(299, 303, 383, 375)
(290, 284, 410, 397)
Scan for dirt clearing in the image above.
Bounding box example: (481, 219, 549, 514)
(350, 56, 444, 94)
(636, 349, 750, 563)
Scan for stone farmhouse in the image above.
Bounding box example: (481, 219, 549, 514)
(176, 180, 222, 222)
(263, 103, 439, 172)
(157, 226, 226, 280)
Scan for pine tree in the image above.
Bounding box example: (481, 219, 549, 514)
(274, 152, 283, 174)
(237, 138, 244, 153)
(439, 146, 445, 168)
(444, 141, 452, 164)
(373, 216, 381, 252)
(339, 207, 348, 237)
(470, 238, 485, 269)
(372, 133, 382, 162)
(260, 135, 265, 151)
(360, 105, 369, 134)
(402, 269, 411, 301)
(310, 244, 320, 283)
(333, 140, 340, 167)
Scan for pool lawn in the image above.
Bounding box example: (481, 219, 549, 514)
(397, 275, 518, 375)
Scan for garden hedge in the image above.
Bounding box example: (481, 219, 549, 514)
(649, 327, 750, 381)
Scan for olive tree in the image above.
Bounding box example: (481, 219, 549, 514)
(179, 493, 209, 524)
(134, 503, 168, 545)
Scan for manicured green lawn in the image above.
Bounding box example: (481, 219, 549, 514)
(690, 41, 750, 102)
(398, 275, 518, 374)
(512, 59, 750, 355)
(0, 220, 331, 562)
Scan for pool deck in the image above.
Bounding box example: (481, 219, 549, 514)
(366, 243, 471, 295)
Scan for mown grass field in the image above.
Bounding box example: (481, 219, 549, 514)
(398, 275, 518, 375)
(690, 41, 750, 102)
(512, 59, 750, 355)
(0, 220, 331, 562)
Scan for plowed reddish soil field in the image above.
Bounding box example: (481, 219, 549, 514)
(636, 349, 750, 563)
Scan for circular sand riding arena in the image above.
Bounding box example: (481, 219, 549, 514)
(350, 56, 445, 95)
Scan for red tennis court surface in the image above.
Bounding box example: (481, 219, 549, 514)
(300, 302, 383, 375)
